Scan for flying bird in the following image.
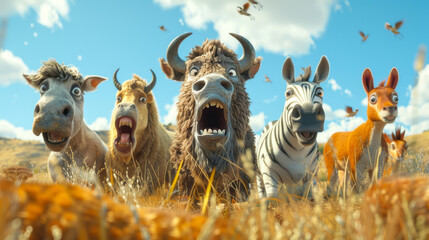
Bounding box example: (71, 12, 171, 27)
(159, 25, 168, 32)
(385, 20, 404, 37)
(264, 75, 272, 83)
(248, 0, 263, 10)
(359, 31, 369, 42)
(237, 3, 255, 20)
(345, 106, 358, 117)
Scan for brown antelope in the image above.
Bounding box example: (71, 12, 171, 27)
(324, 68, 399, 192)
(383, 127, 407, 176)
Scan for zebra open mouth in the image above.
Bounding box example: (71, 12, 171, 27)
(114, 116, 136, 154)
(197, 100, 228, 137)
(297, 132, 317, 144)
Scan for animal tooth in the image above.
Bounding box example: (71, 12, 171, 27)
(221, 129, 225, 135)
(213, 129, 218, 134)
(219, 104, 223, 109)
(208, 129, 212, 134)
(205, 103, 209, 109)
(200, 130, 203, 135)
(203, 129, 208, 135)
(210, 101, 216, 107)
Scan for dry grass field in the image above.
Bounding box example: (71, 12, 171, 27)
(0, 130, 428, 239)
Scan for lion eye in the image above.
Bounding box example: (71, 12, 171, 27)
(285, 89, 293, 98)
(228, 69, 237, 77)
(189, 67, 199, 77)
(71, 87, 82, 97)
(139, 97, 147, 103)
(369, 94, 377, 104)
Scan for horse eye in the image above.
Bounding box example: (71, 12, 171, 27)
(391, 144, 396, 150)
(228, 69, 237, 77)
(392, 94, 398, 103)
(71, 87, 82, 96)
(40, 84, 48, 93)
(139, 97, 147, 103)
(189, 67, 199, 77)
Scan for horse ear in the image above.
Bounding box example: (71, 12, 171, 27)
(362, 68, 374, 94)
(386, 67, 399, 89)
(313, 55, 330, 84)
(282, 57, 295, 84)
(82, 76, 107, 92)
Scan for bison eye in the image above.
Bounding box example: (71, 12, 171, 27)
(228, 69, 237, 77)
(117, 96, 122, 102)
(139, 97, 147, 103)
(316, 88, 324, 98)
(369, 94, 377, 104)
(71, 87, 82, 97)
(189, 67, 199, 77)
(40, 83, 48, 93)
(392, 93, 398, 103)
(285, 89, 293, 98)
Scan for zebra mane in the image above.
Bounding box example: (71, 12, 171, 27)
(296, 66, 311, 82)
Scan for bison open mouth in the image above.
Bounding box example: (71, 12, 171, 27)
(114, 116, 136, 154)
(197, 100, 228, 137)
(43, 132, 68, 147)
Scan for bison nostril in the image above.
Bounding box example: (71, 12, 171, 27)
(221, 80, 232, 91)
(193, 80, 206, 92)
(34, 105, 40, 114)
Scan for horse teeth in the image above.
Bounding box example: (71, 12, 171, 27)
(213, 129, 218, 134)
(219, 104, 223, 109)
(208, 129, 213, 134)
(210, 101, 216, 106)
(203, 129, 208, 135)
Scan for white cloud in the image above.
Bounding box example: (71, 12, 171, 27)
(0, 0, 70, 29)
(249, 112, 267, 133)
(317, 116, 365, 143)
(77, 55, 82, 61)
(179, 18, 184, 26)
(163, 95, 178, 125)
(327, 79, 342, 91)
(263, 95, 278, 104)
(0, 50, 29, 86)
(0, 119, 42, 142)
(30, 23, 34, 28)
(323, 103, 345, 121)
(344, 89, 352, 96)
(361, 97, 367, 107)
(24, 41, 28, 46)
(89, 117, 109, 131)
(155, 0, 337, 56)
(33, 32, 38, 37)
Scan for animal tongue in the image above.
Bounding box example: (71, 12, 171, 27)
(120, 133, 130, 144)
(302, 132, 311, 138)
(49, 133, 63, 141)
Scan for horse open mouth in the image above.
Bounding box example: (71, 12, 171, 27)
(114, 116, 136, 154)
(43, 132, 68, 145)
(197, 100, 228, 137)
(297, 132, 317, 143)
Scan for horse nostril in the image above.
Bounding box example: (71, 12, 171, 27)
(34, 105, 40, 114)
(63, 106, 71, 117)
(221, 80, 232, 91)
(193, 80, 206, 92)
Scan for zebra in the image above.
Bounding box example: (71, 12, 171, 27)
(256, 56, 330, 198)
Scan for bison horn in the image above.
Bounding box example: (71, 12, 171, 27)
(166, 32, 192, 74)
(113, 68, 122, 91)
(229, 33, 255, 73)
(144, 69, 157, 94)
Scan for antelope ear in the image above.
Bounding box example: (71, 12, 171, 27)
(282, 57, 295, 84)
(159, 58, 185, 82)
(383, 133, 392, 143)
(386, 67, 399, 89)
(82, 76, 107, 92)
(362, 68, 374, 94)
(313, 55, 330, 84)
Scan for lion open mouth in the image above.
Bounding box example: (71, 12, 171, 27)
(197, 100, 228, 136)
(114, 116, 136, 154)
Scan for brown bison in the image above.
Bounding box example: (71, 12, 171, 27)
(159, 33, 262, 199)
(104, 69, 174, 193)
(24, 59, 108, 182)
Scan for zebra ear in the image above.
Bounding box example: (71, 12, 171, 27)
(313, 55, 330, 84)
(282, 57, 295, 84)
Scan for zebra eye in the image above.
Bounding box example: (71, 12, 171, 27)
(40, 83, 48, 93)
(228, 69, 237, 77)
(71, 86, 82, 97)
(316, 89, 324, 98)
(285, 89, 293, 98)
(369, 94, 377, 104)
(189, 67, 199, 77)
(392, 93, 398, 103)
(139, 97, 147, 103)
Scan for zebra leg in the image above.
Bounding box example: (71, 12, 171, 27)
(261, 171, 279, 198)
(256, 173, 266, 198)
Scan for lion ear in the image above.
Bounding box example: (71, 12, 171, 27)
(159, 58, 185, 82)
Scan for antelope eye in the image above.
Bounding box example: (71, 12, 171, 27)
(285, 89, 293, 98)
(316, 88, 324, 98)
(71, 87, 82, 96)
(392, 93, 398, 103)
(228, 69, 237, 77)
(369, 94, 377, 104)
(391, 143, 396, 150)
(189, 67, 199, 77)
(40, 83, 48, 93)
(117, 96, 122, 102)
(139, 97, 147, 103)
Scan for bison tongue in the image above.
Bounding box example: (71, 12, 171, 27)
(49, 133, 64, 141)
(120, 133, 131, 144)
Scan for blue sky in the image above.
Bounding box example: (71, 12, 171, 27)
(1, 0, 429, 142)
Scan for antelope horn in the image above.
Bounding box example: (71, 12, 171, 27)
(229, 33, 255, 73)
(144, 69, 157, 94)
(166, 32, 192, 74)
(113, 68, 122, 91)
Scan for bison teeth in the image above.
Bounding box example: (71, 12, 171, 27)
(203, 100, 224, 109)
(199, 129, 226, 135)
(119, 118, 133, 128)
(213, 129, 218, 134)
(220, 129, 225, 135)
